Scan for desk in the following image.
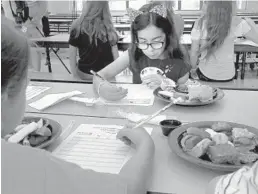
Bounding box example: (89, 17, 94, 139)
(23, 112, 247, 194)
(25, 83, 258, 193)
(26, 82, 258, 129)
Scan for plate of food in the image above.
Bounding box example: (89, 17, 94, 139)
(168, 121, 258, 172)
(154, 80, 224, 106)
(4, 116, 62, 149)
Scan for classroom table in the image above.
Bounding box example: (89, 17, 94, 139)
(26, 82, 258, 130)
(23, 112, 236, 194)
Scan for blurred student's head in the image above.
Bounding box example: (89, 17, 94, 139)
(71, 1, 118, 46)
(199, 0, 233, 58)
(1, 17, 30, 136)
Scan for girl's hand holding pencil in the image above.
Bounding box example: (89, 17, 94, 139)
(92, 70, 128, 101)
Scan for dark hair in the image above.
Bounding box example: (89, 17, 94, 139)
(129, 3, 187, 73)
(1, 16, 30, 96)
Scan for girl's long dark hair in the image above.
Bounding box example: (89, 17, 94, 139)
(129, 3, 189, 74)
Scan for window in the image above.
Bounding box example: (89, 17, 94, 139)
(129, 0, 147, 10)
(109, 1, 127, 11)
(236, 0, 247, 10)
(181, 0, 200, 10)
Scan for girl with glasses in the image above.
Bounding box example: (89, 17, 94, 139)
(93, 3, 190, 101)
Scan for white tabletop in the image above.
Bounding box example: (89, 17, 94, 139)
(26, 82, 258, 130)
(24, 113, 226, 194)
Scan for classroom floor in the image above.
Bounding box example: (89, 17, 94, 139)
(38, 48, 258, 86)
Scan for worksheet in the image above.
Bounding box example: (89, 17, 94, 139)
(101, 84, 155, 106)
(53, 124, 152, 174)
(26, 85, 50, 100)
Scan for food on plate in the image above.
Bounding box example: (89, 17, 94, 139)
(180, 122, 258, 165)
(188, 138, 213, 158)
(207, 144, 238, 164)
(188, 85, 213, 102)
(211, 122, 233, 132)
(211, 133, 229, 145)
(237, 152, 258, 164)
(160, 78, 176, 91)
(187, 127, 211, 139)
(181, 135, 203, 150)
(4, 118, 52, 147)
(158, 80, 218, 104)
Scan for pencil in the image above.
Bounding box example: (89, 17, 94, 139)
(132, 97, 182, 129)
(90, 70, 106, 81)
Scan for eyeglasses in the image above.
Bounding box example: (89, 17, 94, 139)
(136, 42, 164, 50)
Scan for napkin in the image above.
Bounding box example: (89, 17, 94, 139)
(29, 91, 83, 111)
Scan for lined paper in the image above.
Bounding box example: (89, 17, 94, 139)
(101, 84, 155, 106)
(53, 124, 152, 174)
(26, 85, 50, 100)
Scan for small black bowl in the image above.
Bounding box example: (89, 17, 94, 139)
(160, 119, 182, 136)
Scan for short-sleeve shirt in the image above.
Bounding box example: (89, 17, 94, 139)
(69, 29, 116, 74)
(129, 53, 190, 84)
(214, 161, 258, 194)
(2, 140, 127, 194)
(191, 16, 251, 80)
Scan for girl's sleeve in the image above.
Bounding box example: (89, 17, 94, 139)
(214, 162, 258, 194)
(179, 60, 191, 79)
(234, 18, 252, 37)
(191, 20, 201, 41)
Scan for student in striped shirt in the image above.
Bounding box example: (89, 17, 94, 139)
(207, 161, 258, 194)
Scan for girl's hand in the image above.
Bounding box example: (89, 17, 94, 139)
(141, 74, 164, 89)
(99, 82, 128, 101)
(117, 124, 154, 150)
(93, 76, 128, 101)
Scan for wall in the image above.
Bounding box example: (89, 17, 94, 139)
(48, 1, 70, 14)
(47, 0, 258, 15)
(245, 1, 258, 13)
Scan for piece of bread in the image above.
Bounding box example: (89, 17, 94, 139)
(211, 133, 229, 145)
(181, 134, 203, 151)
(188, 138, 213, 158)
(237, 152, 258, 164)
(188, 85, 213, 102)
(207, 144, 238, 164)
(211, 122, 233, 132)
(187, 127, 211, 139)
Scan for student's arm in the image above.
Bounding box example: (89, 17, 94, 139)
(69, 45, 79, 77)
(190, 40, 200, 69)
(243, 17, 258, 44)
(112, 45, 119, 60)
(92, 51, 130, 101)
(177, 72, 189, 85)
(190, 21, 201, 69)
(117, 127, 155, 194)
(98, 50, 130, 79)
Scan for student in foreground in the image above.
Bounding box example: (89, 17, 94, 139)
(190, 0, 258, 82)
(206, 161, 257, 194)
(1, 17, 155, 194)
(93, 3, 190, 101)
